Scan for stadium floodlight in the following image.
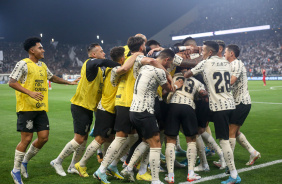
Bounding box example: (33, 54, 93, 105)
(97, 35, 99, 39)
(51, 38, 54, 42)
(172, 32, 213, 40)
(40, 33, 43, 38)
(214, 25, 270, 35)
(101, 40, 104, 44)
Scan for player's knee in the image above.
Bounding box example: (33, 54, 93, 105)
(40, 136, 49, 144)
(22, 137, 33, 145)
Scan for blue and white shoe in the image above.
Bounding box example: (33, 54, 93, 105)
(107, 165, 124, 180)
(175, 148, 186, 157)
(21, 162, 28, 178)
(93, 169, 111, 184)
(11, 171, 24, 184)
(221, 175, 241, 184)
(180, 159, 188, 167)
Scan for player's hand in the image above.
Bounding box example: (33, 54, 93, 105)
(29, 91, 44, 101)
(174, 78, 184, 89)
(147, 47, 164, 56)
(73, 77, 81, 83)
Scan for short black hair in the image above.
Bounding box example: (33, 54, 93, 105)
(23, 37, 41, 52)
(87, 43, 100, 53)
(182, 37, 196, 46)
(214, 40, 225, 50)
(203, 40, 219, 54)
(227, 44, 240, 58)
(157, 49, 175, 61)
(127, 36, 145, 52)
(110, 46, 125, 62)
(146, 40, 160, 47)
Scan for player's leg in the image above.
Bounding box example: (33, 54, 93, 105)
(213, 110, 241, 184)
(94, 106, 130, 183)
(51, 104, 92, 176)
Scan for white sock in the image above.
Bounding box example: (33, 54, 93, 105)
(127, 142, 149, 170)
(99, 136, 126, 173)
(69, 140, 87, 168)
(220, 139, 237, 178)
(165, 143, 175, 174)
(13, 150, 25, 173)
(56, 139, 80, 164)
(80, 140, 100, 167)
(187, 142, 197, 173)
(150, 148, 161, 182)
(22, 144, 40, 163)
(236, 133, 255, 156)
(229, 138, 236, 153)
(138, 147, 150, 175)
(201, 132, 223, 159)
(196, 135, 208, 166)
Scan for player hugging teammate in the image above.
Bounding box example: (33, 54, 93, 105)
(10, 35, 260, 184)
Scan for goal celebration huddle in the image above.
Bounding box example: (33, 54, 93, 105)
(9, 34, 260, 184)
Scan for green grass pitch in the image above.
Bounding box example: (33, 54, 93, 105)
(0, 81, 282, 184)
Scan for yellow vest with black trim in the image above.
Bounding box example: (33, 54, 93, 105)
(16, 58, 48, 112)
(101, 68, 118, 114)
(115, 56, 136, 107)
(70, 59, 103, 111)
(123, 45, 130, 60)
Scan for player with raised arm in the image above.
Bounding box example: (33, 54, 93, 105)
(225, 44, 261, 165)
(74, 47, 143, 178)
(50, 43, 120, 177)
(129, 49, 174, 184)
(183, 41, 241, 184)
(9, 37, 77, 184)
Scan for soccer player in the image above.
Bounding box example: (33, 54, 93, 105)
(262, 68, 266, 86)
(129, 49, 175, 184)
(74, 47, 143, 178)
(224, 44, 261, 165)
(183, 41, 241, 184)
(50, 43, 120, 176)
(9, 37, 77, 184)
(164, 71, 208, 183)
(93, 36, 172, 184)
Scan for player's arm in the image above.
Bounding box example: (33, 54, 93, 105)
(49, 75, 78, 85)
(231, 75, 237, 85)
(180, 55, 203, 68)
(9, 78, 44, 101)
(183, 60, 206, 78)
(115, 52, 144, 75)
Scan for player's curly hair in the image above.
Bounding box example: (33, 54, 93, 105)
(110, 46, 125, 62)
(23, 37, 41, 52)
(127, 36, 145, 52)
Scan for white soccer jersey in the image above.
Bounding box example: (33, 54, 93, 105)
(169, 73, 205, 109)
(191, 56, 235, 111)
(10, 60, 53, 83)
(167, 54, 183, 73)
(230, 59, 251, 105)
(130, 65, 167, 114)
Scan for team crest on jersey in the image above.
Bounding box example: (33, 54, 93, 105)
(26, 120, 33, 130)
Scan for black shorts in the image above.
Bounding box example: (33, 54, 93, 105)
(230, 103, 251, 126)
(71, 104, 93, 136)
(17, 111, 49, 133)
(195, 100, 210, 128)
(159, 100, 170, 130)
(93, 109, 116, 138)
(114, 106, 134, 134)
(210, 110, 233, 140)
(164, 104, 198, 137)
(130, 111, 160, 139)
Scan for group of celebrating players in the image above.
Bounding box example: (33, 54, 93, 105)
(9, 34, 261, 184)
